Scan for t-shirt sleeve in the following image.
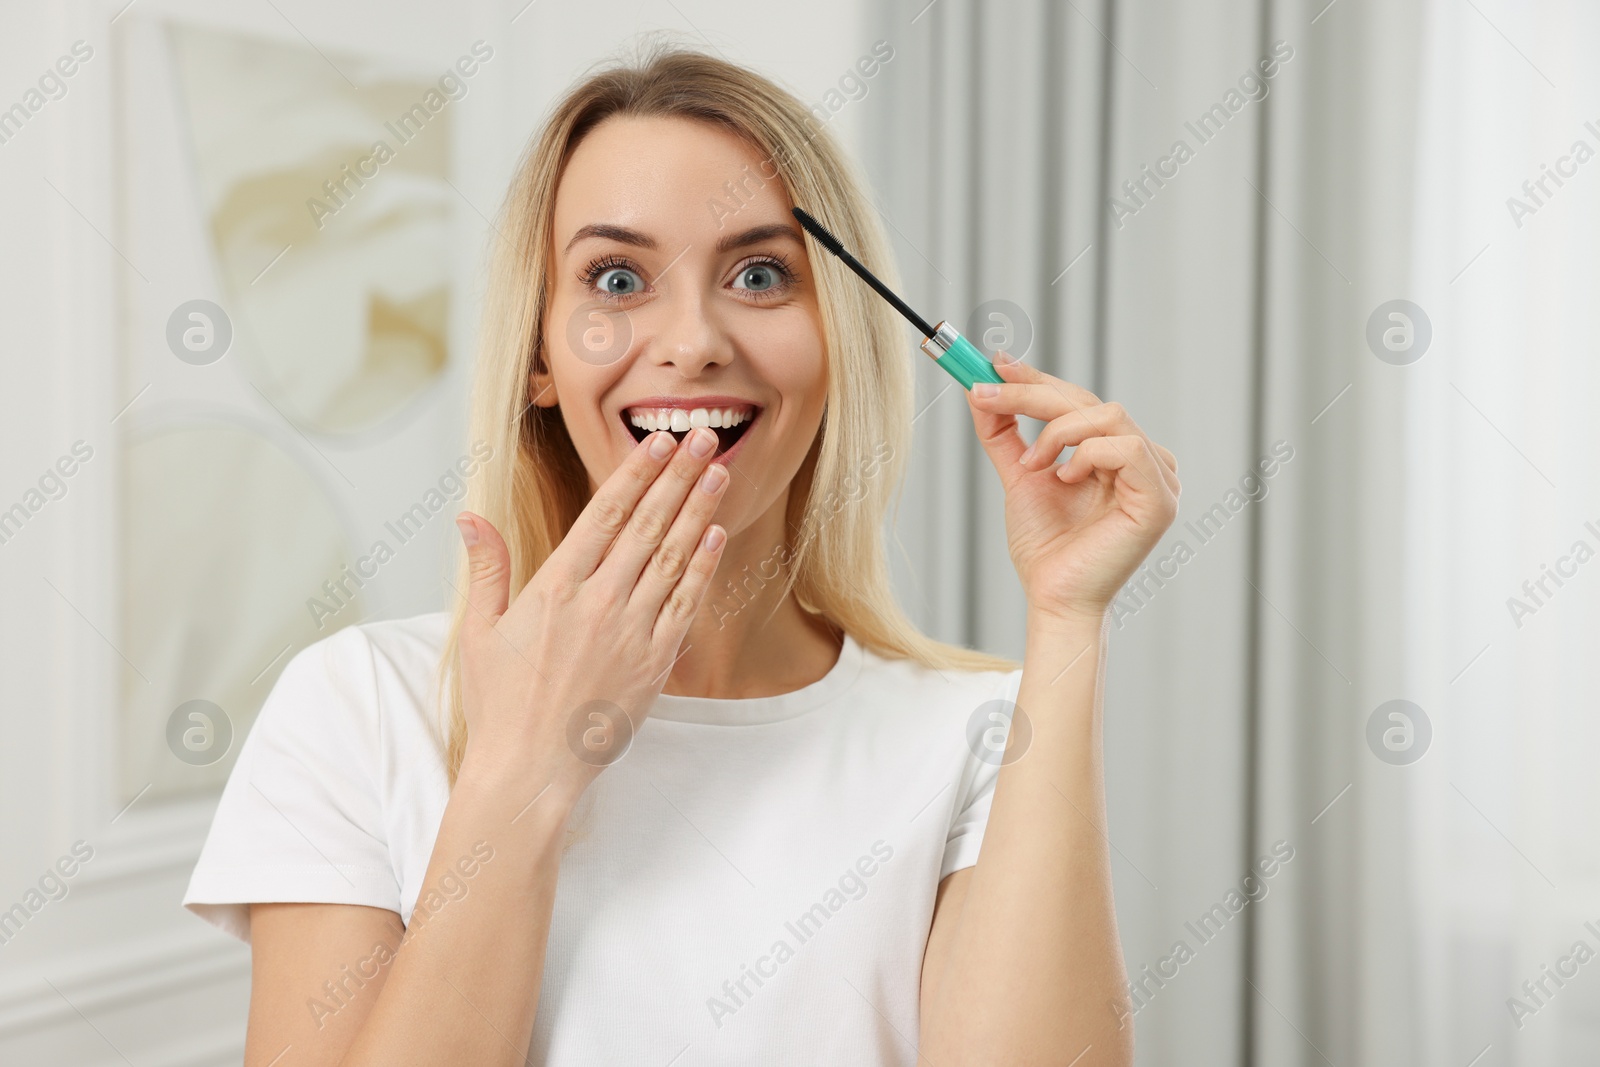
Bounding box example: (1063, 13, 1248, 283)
(182, 625, 398, 943)
(940, 666, 1026, 880)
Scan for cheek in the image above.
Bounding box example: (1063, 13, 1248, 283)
(745, 320, 827, 423)
(547, 297, 622, 384)
(544, 329, 625, 441)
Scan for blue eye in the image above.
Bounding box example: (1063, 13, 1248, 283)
(595, 266, 643, 296)
(735, 264, 779, 291)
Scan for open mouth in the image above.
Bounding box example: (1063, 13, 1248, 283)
(622, 403, 760, 458)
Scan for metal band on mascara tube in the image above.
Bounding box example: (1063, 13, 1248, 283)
(919, 321, 1005, 390)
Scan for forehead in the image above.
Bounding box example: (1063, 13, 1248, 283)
(552, 114, 790, 241)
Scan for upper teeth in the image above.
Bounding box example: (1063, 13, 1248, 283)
(627, 406, 754, 432)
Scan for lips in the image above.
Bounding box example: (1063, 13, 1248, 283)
(619, 397, 762, 459)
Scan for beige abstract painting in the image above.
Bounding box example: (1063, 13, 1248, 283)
(167, 21, 454, 435)
(119, 23, 460, 801)
(120, 425, 354, 799)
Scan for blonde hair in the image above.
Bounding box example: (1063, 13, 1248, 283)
(438, 39, 1019, 786)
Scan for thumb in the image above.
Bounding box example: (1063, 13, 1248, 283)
(455, 511, 511, 634)
(965, 351, 1031, 484)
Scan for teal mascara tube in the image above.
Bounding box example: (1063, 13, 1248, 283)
(792, 207, 1005, 390)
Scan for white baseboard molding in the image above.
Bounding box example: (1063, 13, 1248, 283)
(0, 928, 247, 1038)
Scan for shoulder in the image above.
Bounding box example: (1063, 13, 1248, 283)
(185, 614, 453, 938)
(851, 639, 1024, 721)
(281, 610, 450, 687)
(347, 610, 454, 681)
(259, 610, 453, 750)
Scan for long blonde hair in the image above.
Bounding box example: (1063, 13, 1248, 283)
(438, 40, 1019, 786)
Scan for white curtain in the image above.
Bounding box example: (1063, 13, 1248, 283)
(874, 0, 1277, 1060)
(880, 0, 1600, 1060)
(1405, 0, 1600, 1063)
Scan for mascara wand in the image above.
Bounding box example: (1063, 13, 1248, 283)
(791, 207, 1004, 390)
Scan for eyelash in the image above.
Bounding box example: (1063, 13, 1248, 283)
(577, 253, 798, 302)
(577, 254, 635, 293)
(738, 253, 798, 294)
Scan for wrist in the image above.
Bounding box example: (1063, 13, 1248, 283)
(1025, 600, 1112, 638)
(456, 744, 589, 826)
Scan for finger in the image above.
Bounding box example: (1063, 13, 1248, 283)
(1058, 435, 1175, 509)
(555, 430, 680, 584)
(969, 354, 1103, 422)
(593, 425, 720, 596)
(1134, 434, 1180, 494)
(1018, 402, 1140, 468)
(653, 521, 728, 647)
(968, 354, 1108, 487)
(455, 511, 512, 638)
(629, 459, 729, 616)
(1153, 443, 1180, 494)
(1022, 403, 1180, 494)
(965, 374, 1030, 479)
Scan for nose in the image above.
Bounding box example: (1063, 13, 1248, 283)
(644, 284, 733, 378)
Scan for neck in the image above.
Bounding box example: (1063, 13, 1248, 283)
(661, 495, 840, 699)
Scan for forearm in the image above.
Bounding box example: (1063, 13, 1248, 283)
(339, 757, 573, 1066)
(923, 609, 1131, 1066)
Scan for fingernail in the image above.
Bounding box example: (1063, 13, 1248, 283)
(702, 524, 726, 551)
(699, 464, 728, 493)
(1019, 445, 1035, 465)
(455, 517, 478, 546)
(688, 426, 716, 457)
(972, 383, 999, 398)
(649, 431, 676, 459)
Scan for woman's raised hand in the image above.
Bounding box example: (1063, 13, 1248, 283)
(965, 355, 1180, 625)
(452, 426, 729, 805)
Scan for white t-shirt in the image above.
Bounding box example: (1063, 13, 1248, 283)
(184, 611, 1022, 1065)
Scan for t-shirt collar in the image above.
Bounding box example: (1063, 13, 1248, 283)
(647, 632, 863, 726)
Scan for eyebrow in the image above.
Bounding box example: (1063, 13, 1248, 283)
(562, 222, 804, 256)
(716, 223, 804, 254)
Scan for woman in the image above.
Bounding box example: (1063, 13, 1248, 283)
(185, 43, 1179, 1066)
